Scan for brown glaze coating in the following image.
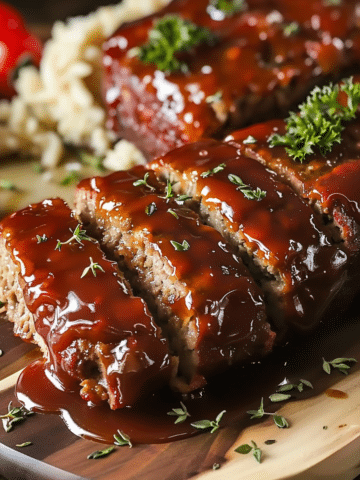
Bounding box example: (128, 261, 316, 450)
(0, 198, 172, 409)
(103, 0, 360, 159)
(150, 139, 349, 331)
(76, 167, 274, 383)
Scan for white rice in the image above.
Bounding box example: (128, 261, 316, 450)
(0, 0, 170, 170)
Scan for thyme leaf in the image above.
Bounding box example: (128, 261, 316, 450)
(0, 179, 16, 191)
(1, 402, 34, 433)
(131, 15, 216, 73)
(228, 173, 266, 200)
(191, 410, 226, 433)
(208, 0, 247, 17)
(200, 163, 226, 178)
(167, 208, 179, 219)
(79, 151, 105, 171)
(243, 135, 257, 144)
(322, 357, 357, 375)
(87, 446, 115, 459)
(235, 440, 262, 463)
(247, 398, 289, 429)
(170, 239, 190, 251)
(60, 171, 81, 186)
(16, 441, 32, 447)
(133, 172, 155, 191)
(55, 224, 91, 251)
(269, 393, 292, 403)
(145, 202, 157, 216)
(206, 90, 223, 104)
(36, 234, 48, 244)
(81, 257, 105, 278)
(113, 430, 132, 448)
(167, 401, 190, 424)
(175, 194, 192, 204)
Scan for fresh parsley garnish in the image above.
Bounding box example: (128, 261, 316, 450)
(145, 202, 157, 216)
(247, 398, 289, 429)
(130, 15, 215, 73)
(1, 402, 34, 433)
(228, 173, 266, 200)
(200, 163, 226, 178)
(36, 234, 48, 244)
(208, 0, 247, 17)
(113, 430, 132, 448)
(167, 401, 190, 424)
(133, 172, 155, 191)
(191, 410, 226, 433)
(322, 357, 357, 375)
(269, 77, 360, 162)
(81, 257, 105, 278)
(235, 440, 262, 463)
(170, 239, 190, 251)
(55, 224, 91, 251)
(87, 446, 115, 459)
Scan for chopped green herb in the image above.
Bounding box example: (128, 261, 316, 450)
(191, 410, 226, 434)
(276, 379, 313, 393)
(175, 194, 192, 204)
(268, 77, 360, 162)
(228, 173, 266, 200)
(1, 402, 34, 433)
(323, 425, 328, 430)
(167, 208, 179, 219)
(81, 257, 105, 278)
(243, 135, 257, 144)
(130, 15, 215, 73)
(235, 440, 262, 463)
(247, 398, 289, 429)
(87, 446, 115, 459)
(16, 441, 32, 448)
(164, 180, 174, 200)
(200, 163, 226, 178)
(208, 0, 247, 17)
(79, 151, 105, 171)
(264, 439, 276, 445)
(145, 202, 157, 216)
(55, 224, 91, 251)
(206, 90, 223, 104)
(113, 430, 132, 448)
(32, 162, 45, 174)
(0, 301, 5, 308)
(0, 179, 16, 191)
(283, 22, 300, 37)
(133, 172, 155, 191)
(36, 234, 48, 244)
(322, 357, 357, 375)
(167, 401, 190, 424)
(213, 463, 221, 470)
(60, 171, 81, 186)
(170, 239, 190, 251)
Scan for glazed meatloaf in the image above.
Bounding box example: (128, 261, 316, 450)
(103, 0, 360, 159)
(0, 198, 173, 409)
(74, 167, 275, 391)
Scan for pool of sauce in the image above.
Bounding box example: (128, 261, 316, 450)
(14, 302, 360, 445)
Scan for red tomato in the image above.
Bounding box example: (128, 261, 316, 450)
(0, 2, 42, 98)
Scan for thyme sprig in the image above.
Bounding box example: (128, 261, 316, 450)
(235, 440, 262, 463)
(130, 15, 215, 73)
(322, 357, 357, 375)
(269, 77, 360, 162)
(1, 402, 34, 433)
(113, 430, 132, 447)
(170, 239, 190, 251)
(191, 410, 226, 433)
(81, 257, 105, 278)
(167, 401, 190, 424)
(228, 173, 266, 201)
(167, 208, 179, 219)
(87, 446, 115, 459)
(276, 378, 313, 394)
(133, 172, 155, 191)
(247, 398, 289, 428)
(208, 0, 247, 17)
(36, 234, 48, 244)
(175, 194, 192, 205)
(55, 224, 91, 251)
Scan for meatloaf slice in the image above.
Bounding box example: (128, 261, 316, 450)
(150, 139, 349, 333)
(74, 167, 275, 391)
(0, 198, 173, 409)
(103, 0, 360, 159)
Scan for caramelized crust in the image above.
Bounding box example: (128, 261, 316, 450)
(75, 167, 275, 389)
(0, 198, 172, 409)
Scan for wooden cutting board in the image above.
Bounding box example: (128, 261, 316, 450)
(1, 157, 360, 480)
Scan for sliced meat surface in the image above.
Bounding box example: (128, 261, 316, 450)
(103, 0, 360, 159)
(0, 198, 172, 409)
(150, 139, 349, 332)
(74, 167, 274, 391)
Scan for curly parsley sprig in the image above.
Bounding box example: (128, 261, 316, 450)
(129, 15, 216, 73)
(268, 77, 360, 162)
